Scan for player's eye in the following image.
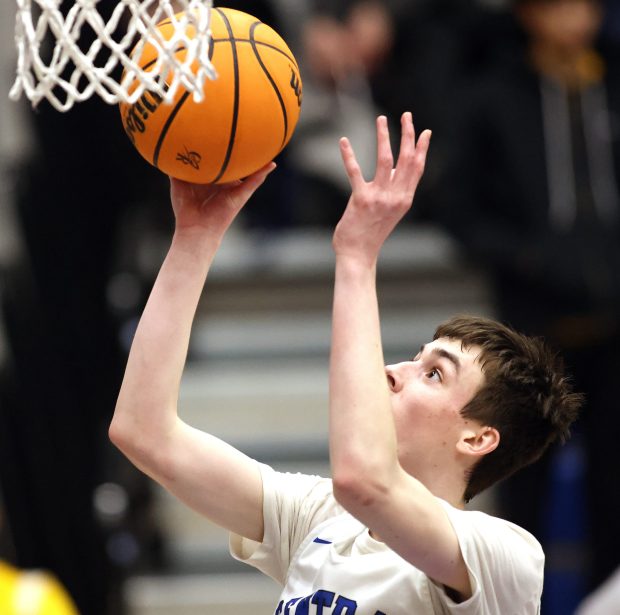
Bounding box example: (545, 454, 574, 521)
(426, 368, 442, 382)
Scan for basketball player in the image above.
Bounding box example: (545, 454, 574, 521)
(110, 113, 582, 613)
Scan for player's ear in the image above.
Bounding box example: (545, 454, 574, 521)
(457, 425, 500, 458)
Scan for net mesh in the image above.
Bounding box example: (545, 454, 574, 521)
(10, 0, 216, 112)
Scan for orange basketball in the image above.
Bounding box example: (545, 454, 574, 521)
(119, 7, 302, 183)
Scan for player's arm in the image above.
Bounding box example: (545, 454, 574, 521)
(329, 115, 471, 599)
(109, 164, 275, 542)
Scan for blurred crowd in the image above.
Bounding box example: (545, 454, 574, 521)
(1, 1, 619, 613)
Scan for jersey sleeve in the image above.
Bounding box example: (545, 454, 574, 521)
(229, 462, 343, 585)
(427, 502, 545, 614)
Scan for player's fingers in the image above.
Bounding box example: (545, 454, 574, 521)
(339, 137, 365, 190)
(411, 129, 432, 186)
(374, 115, 394, 185)
(229, 162, 277, 205)
(394, 112, 416, 181)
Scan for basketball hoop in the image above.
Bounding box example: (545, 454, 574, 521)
(10, 0, 217, 112)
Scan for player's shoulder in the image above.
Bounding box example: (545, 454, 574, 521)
(437, 498, 544, 559)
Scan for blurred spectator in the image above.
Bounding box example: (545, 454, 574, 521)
(281, 0, 519, 227)
(435, 0, 620, 605)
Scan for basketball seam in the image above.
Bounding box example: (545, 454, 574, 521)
(148, 22, 215, 60)
(153, 19, 298, 67)
(248, 22, 288, 150)
(142, 50, 185, 72)
(212, 37, 298, 69)
(211, 7, 240, 183)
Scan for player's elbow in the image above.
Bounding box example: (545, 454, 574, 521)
(332, 469, 391, 512)
(108, 415, 143, 463)
(332, 449, 399, 510)
(108, 410, 168, 475)
(108, 415, 130, 452)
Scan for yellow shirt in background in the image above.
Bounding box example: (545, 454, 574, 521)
(0, 561, 78, 615)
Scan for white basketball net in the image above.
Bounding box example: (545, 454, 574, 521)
(10, 0, 216, 112)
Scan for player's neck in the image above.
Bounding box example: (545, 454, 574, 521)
(409, 462, 467, 510)
(427, 481, 466, 510)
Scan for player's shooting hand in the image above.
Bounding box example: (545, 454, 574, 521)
(333, 113, 431, 265)
(169, 162, 276, 238)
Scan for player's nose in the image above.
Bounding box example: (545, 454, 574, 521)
(386, 360, 420, 392)
(385, 365, 402, 392)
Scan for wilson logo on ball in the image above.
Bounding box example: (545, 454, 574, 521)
(290, 69, 302, 106)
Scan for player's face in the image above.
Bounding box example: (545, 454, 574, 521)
(385, 338, 485, 469)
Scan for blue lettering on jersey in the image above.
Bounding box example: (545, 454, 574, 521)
(313, 537, 333, 544)
(293, 595, 311, 615)
(333, 595, 357, 614)
(313, 590, 335, 613)
(285, 598, 303, 614)
(273, 591, 360, 614)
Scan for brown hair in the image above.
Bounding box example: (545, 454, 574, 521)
(434, 315, 583, 502)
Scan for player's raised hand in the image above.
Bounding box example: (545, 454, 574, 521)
(333, 113, 431, 265)
(169, 162, 276, 238)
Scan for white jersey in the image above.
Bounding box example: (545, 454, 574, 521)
(230, 464, 544, 615)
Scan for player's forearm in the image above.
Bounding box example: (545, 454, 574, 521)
(110, 230, 218, 456)
(329, 255, 399, 491)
